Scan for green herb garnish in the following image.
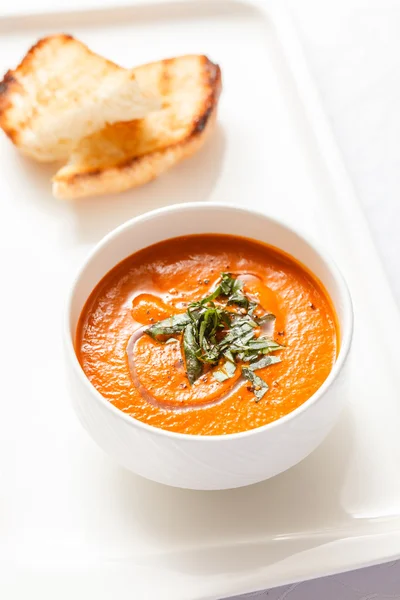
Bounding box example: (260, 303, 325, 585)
(242, 368, 269, 402)
(146, 313, 191, 338)
(183, 324, 202, 385)
(248, 354, 281, 371)
(144, 273, 284, 401)
(213, 357, 237, 382)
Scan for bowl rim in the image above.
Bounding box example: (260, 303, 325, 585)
(65, 202, 354, 441)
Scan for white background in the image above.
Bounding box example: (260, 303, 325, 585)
(2, 0, 400, 598)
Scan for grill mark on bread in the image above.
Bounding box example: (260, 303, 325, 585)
(191, 58, 221, 137)
(0, 71, 18, 98)
(0, 72, 21, 141)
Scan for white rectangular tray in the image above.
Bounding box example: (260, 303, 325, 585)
(2, 1, 400, 598)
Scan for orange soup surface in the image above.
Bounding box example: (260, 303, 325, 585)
(77, 235, 338, 435)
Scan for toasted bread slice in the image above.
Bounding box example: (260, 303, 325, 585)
(52, 55, 221, 199)
(0, 34, 160, 162)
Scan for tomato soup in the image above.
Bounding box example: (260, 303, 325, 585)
(76, 234, 338, 435)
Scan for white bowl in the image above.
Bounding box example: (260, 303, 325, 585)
(65, 203, 353, 490)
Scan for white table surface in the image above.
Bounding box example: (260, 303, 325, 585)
(237, 0, 400, 598)
(3, 0, 400, 598)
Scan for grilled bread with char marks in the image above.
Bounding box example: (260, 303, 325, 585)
(52, 54, 221, 199)
(0, 34, 160, 162)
